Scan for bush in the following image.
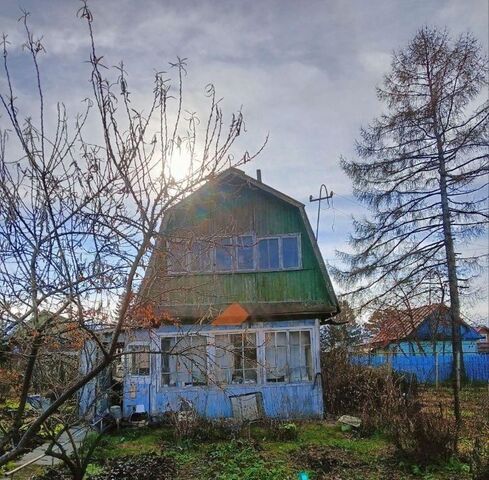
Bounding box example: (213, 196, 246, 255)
(322, 349, 458, 465)
(470, 436, 489, 480)
(388, 407, 457, 465)
(321, 348, 419, 432)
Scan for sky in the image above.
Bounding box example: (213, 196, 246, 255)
(0, 0, 488, 322)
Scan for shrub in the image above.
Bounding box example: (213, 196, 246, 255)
(388, 407, 457, 465)
(470, 435, 489, 480)
(321, 348, 419, 432)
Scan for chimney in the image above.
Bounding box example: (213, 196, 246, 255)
(256, 169, 262, 183)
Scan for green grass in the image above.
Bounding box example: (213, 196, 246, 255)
(81, 421, 471, 480)
(13, 419, 477, 479)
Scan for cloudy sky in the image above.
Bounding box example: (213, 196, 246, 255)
(1, 0, 488, 320)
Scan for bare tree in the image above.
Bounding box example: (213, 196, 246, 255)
(0, 2, 264, 470)
(333, 27, 488, 432)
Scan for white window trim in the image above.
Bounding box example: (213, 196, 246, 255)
(152, 326, 317, 389)
(125, 342, 151, 378)
(158, 334, 210, 389)
(166, 233, 302, 275)
(263, 328, 314, 384)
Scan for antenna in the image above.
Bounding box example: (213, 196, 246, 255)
(309, 184, 333, 240)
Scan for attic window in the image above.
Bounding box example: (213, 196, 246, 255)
(258, 238, 279, 269)
(215, 237, 234, 271)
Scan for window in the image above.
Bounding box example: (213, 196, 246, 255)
(289, 331, 312, 382)
(215, 333, 257, 384)
(167, 239, 188, 273)
(265, 331, 288, 382)
(264, 330, 313, 383)
(127, 345, 150, 376)
(282, 236, 299, 269)
(258, 238, 279, 269)
(167, 233, 301, 274)
(161, 336, 207, 387)
(237, 235, 254, 270)
(215, 237, 234, 271)
(190, 240, 212, 272)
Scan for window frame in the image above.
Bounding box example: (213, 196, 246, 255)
(263, 329, 314, 384)
(256, 234, 302, 272)
(159, 334, 209, 389)
(166, 233, 301, 275)
(126, 342, 151, 377)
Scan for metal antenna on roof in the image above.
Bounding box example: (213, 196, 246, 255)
(309, 184, 333, 240)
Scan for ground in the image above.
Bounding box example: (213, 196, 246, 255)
(1, 386, 487, 479)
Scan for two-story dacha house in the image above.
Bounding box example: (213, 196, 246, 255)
(82, 168, 339, 421)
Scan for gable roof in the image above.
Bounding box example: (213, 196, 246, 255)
(369, 304, 483, 347)
(369, 304, 447, 346)
(140, 167, 340, 321)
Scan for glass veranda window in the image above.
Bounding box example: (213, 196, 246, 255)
(214, 333, 257, 384)
(161, 336, 207, 387)
(289, 331, 312, 382)
(264, 330, 313, 383)
(265, 331, 288, 382)
(128, 345, 150, 376)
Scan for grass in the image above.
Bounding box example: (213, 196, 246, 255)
(7, 385, 488, 479)
(81, 420, 473, 480)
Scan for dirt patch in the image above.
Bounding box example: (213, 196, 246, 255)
(91, 453, 177, 480)
(297, 445, 366, 474)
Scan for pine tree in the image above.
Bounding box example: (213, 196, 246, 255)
(335, 27, 488, 431)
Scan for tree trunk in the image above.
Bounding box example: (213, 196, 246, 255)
(437, 138, 463, 434)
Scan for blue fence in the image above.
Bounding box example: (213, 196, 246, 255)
(351, 353, 489, 383)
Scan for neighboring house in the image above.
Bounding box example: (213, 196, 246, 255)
(476, 325, 489, 353)
(81, 168, 339, 420)
(367, 304, 483, 355)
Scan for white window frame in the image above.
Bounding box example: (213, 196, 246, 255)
(257, 234, 302, 272)
(263, 328, 314, 384)
(166, 233, 301, 275)
(126, 342, 151, 377)
(159, 334, 209, 389)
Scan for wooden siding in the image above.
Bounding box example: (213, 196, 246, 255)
(142, 172, 338, 320)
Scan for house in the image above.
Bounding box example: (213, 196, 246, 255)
(476, 325, 489, 353)
(81, 168, 339, 421)
(367, 304, 483, 355)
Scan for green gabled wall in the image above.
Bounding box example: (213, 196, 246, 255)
(143, 172, 338, 320)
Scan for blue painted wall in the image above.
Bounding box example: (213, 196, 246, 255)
(81, 319, 324, 420)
